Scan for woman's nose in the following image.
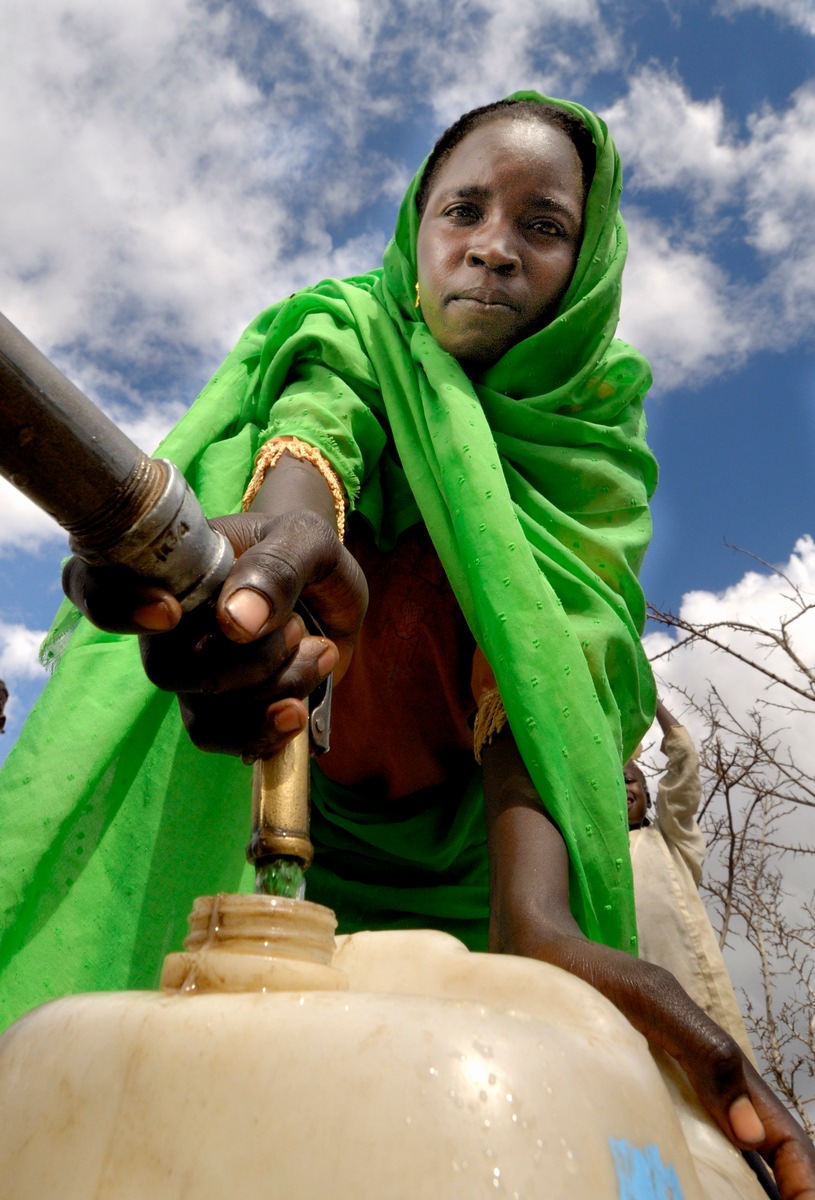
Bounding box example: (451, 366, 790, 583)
(464, 225, 521, 274)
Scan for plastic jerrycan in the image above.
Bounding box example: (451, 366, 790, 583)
(0, 894, 765, 1199)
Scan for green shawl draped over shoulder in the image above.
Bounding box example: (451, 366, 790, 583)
(0, 92, 656, 1033)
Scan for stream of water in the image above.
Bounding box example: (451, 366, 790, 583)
(255, 859, 306, 900)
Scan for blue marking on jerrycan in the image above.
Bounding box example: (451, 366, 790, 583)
(610, 1138, 685, 1199)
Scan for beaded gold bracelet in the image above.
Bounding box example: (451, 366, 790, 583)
(473, 687, 509, 764)
(242, 436, 347, 543)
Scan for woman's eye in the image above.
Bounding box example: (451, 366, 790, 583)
(444, 203, 479, 222)
(530, 218, 564, 237)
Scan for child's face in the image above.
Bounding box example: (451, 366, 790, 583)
(415, 117, 585, 374)
(624, 762, 648, 829)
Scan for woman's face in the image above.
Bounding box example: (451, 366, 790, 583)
(416, 117, 585, 373)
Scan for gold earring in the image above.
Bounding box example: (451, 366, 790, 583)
(414, 281, 421, 309)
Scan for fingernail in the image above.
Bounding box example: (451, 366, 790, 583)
(273, 704, 306, 734)
(317, 642, 338, 677)
(132, 600, 175, 632)
(224, 589, 270, 636)
(728, 1095, 765, 1145)
(283, 616, 303, 652)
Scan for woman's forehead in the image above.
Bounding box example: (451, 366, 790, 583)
(423, 118, 584, 204)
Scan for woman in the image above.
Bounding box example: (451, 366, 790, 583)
(2, 93, 813, 1194)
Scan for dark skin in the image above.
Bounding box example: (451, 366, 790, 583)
(625, 761, 648, 829)
(63, 116, 815, 1197)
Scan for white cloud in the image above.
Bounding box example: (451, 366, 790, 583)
(0, 0, 398, 411)
(618, 210, 754, 388)
(608, 71, 815, 385)
(605, 70, 742, 206)
(0, 478, 68, 553)
(715, 0, 815, 35)
(643, 535, 815, 758)
(424, 0, 619, 126)
(0, 620, 48, 679)
(740, 85, 815, 337)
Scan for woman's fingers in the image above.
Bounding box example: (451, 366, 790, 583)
(742, 1066, 815, 1200)
(176, 647, 336, 760)
(63, 510, 359, 759)
(62, 557, 183, 634)
(211, 511, 368, 677)
(727, 1095, 765, 1145)
(634, 967, 765, 1147)
(139, 611, 307, 694)
(639, 973, 815, 1195)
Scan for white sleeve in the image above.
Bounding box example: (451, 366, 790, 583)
(654, 726, 706, 886)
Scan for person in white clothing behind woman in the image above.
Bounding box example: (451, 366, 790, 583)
(625, 699, 755, 1061)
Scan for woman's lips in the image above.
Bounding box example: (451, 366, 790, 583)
(448, 290, 516, 310)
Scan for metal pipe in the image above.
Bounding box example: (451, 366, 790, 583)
(0, 311, 233, 609)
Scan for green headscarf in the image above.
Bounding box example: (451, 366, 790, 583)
(0, 93, 656, 1033)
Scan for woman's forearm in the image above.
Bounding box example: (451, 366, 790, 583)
(249, 446, 340, 530)
(479, 723, 811, 1169)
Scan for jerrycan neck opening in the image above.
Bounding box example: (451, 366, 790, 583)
(160, 893, 348, 995)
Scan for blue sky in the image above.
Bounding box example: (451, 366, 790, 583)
(1, 0, 814, 755)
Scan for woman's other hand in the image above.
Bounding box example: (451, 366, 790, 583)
(482, 727, 815, 1200)
(63, 508, 368, 759)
